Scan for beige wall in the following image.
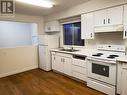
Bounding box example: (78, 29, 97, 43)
(0, 14, 44, 35)
(0, 14, 44, 77)
(85, 32, 125, 49)
(0, 46, 38, 78)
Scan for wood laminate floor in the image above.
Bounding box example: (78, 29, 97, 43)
(0, 69, 105, 95)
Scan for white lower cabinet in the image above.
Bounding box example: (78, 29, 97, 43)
(52, 53, 63, 72)
(121, 69, 127, 95)
(51, 52, 72, 76)
(121, 63, 127, 95)
(55, 55, 64, 73)
(52, 54, 57, 70)
(117, 62, 127, 95)
(63, 57, 72, 76)
(51, 52, 87, 82)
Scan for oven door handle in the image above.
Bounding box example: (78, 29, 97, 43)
(87, 57, 116, 64)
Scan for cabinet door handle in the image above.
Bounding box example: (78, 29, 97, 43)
(48, 27, 51, 30)
(54, 57, 55, 60)
(91, 33, 92, 38)
(63, 58, 65, 63)
(103, 19, 106, 24)
(61, 58, 62, 62)
(108, 18, 110, 24)
(125, 31, 126, 37)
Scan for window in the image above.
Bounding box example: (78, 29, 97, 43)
(63, 22, 84, 46)
(0, 21, 38, 48)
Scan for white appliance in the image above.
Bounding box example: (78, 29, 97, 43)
(87, 45, 125, 95)
(38, 35, 58, 71)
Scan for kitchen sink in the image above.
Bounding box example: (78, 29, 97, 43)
(59, 48, 79, 52)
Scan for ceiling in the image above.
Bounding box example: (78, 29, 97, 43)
(16, 0, 89, 16)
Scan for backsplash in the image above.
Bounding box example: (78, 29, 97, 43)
(85, 32, 125, 49)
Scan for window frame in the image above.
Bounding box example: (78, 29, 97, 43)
(62, 21, 85, 48)
(0, 21, 38, 48)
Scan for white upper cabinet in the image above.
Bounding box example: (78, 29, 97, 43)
(107, 6, 123, 25)
(45, 21, 60, 32)
(123, 5, 127, 39)
(81, 13, 94, 39)
(94, 6, 123, 27)
(94, 10, 107, 27)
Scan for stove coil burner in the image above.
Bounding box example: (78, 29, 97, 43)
(92, 53, 103, 57)
(109, 55, 119, 57)
(107, 56, 115, 59)
(107, 55, 119, 59)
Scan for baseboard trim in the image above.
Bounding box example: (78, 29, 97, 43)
(0, 66, 38, 78)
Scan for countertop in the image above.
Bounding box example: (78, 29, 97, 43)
(117, 56, 127, 63)
(50, 48, 96, 57)
(51, 48, 127, 63)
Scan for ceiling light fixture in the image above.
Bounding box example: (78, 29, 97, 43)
(16, 0, 54, 8)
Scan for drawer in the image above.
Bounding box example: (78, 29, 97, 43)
(72, 65, 86, 75)
(56, 52, 72, 58)
(72, 71, 87, 81)
(122, 63, 127, 69)
(72, 58, 86, 67)
(87, 78, 115, 95)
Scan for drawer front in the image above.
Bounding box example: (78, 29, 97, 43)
(87, 78, 115, 95)
(72, 71, 87, 81)
(122, 63, 127, 69)
(73, 58, 86, 67)
(72, 65, 86, 75)
(56, 52, 72, 58)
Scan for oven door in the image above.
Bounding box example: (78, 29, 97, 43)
(87, 58, 116, 85)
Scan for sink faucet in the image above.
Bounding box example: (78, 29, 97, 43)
(71, 46, 74, 50)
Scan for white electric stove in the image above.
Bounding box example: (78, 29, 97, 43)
(87, 45, 126, 95)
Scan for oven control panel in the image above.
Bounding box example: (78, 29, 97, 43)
(97, 45, 125, 52)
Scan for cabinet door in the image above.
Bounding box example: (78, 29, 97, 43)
(45, 21, 60, 32)
(94, 9, 107, 27)
(124, 5, 127, 39)
(121, 69, 127, 95)
(81, 13, 94, 39)
(50, 21, 60, 32)
(56, 56, 64, 73)
(107, 6, 123, 25)
(52, 54, 57, 70)
(63, 57, 72, 76)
